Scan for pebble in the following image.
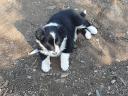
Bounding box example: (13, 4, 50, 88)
(88, 92, 92, 95)
(108, 86, 111, 90)
(55, 78, 66, 83)
(61, 73, 69, 78)
(94, 70, 98, 73)
(33, 69, 36, 72)
(102, 76, 105, 78)
(80, 60, 85, 63)
(96, 39, 99, 42)
(27, 75, 32, 79)
(115, 59, 120, 62)
(111, 80, 116, 84)
(0, 88, 1, 92)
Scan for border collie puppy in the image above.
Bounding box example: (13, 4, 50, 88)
(31, 9, 97, 72)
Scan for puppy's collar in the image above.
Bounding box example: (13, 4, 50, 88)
(43, 22, 60, 28)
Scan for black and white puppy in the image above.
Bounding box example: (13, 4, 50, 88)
(30, 9, 97, 72)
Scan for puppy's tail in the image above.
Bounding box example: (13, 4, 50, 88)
(80, 10, 86, 17)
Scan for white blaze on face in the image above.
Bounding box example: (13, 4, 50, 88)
(50, 32, 60, 54)
(50, 32, 56, 41)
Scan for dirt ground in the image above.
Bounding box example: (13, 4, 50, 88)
(0, 0, 128, 96)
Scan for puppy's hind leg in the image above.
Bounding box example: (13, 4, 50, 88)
(87, 25, 98, 35)
(80, 10, 98, 35)
(79, 28, 92, 39)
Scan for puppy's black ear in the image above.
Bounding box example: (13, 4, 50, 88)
(35, 28, 45, 40)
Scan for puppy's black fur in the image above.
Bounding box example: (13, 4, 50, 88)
(35, 9, 91, 61)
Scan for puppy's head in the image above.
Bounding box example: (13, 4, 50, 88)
(35, 26, 63, 56)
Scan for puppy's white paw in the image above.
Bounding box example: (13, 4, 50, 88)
(85, 30, 92, 39)
(41, 57, 51, 72)
(87, 26, 97, 34)
(61, 61, 69, 71)
(61, 53, 70, 71)
(41, 61, 51, 72)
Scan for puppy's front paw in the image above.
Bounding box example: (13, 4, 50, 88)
(41, 57, 51, 72)
(61, 53, 70, 71)
(61, 61, 69, 71)
(41, 62, 51, 72)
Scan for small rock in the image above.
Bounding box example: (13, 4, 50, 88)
(94, 70, 98, 73)
(80, 60, 85, 63)
(27, 75, 32, 79)
(33, 69, 36, 72)
(61, 73, 69, 78)
(96, 39, 99, 42)
(55, 78, 66, 83)
(111, 80, 116, 84)
(115, 59, 120, 62)
(107, 91, 110, 94)
(88, 92, 92, 95)
(102, 76, 105, 78)
(0, 88, 2, 93)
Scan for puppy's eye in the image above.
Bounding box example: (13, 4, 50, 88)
(48, 39, 54, 45)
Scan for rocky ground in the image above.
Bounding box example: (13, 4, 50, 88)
(0, 0, 128, 96)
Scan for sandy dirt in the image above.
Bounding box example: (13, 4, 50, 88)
(0, 0, 128, 96)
